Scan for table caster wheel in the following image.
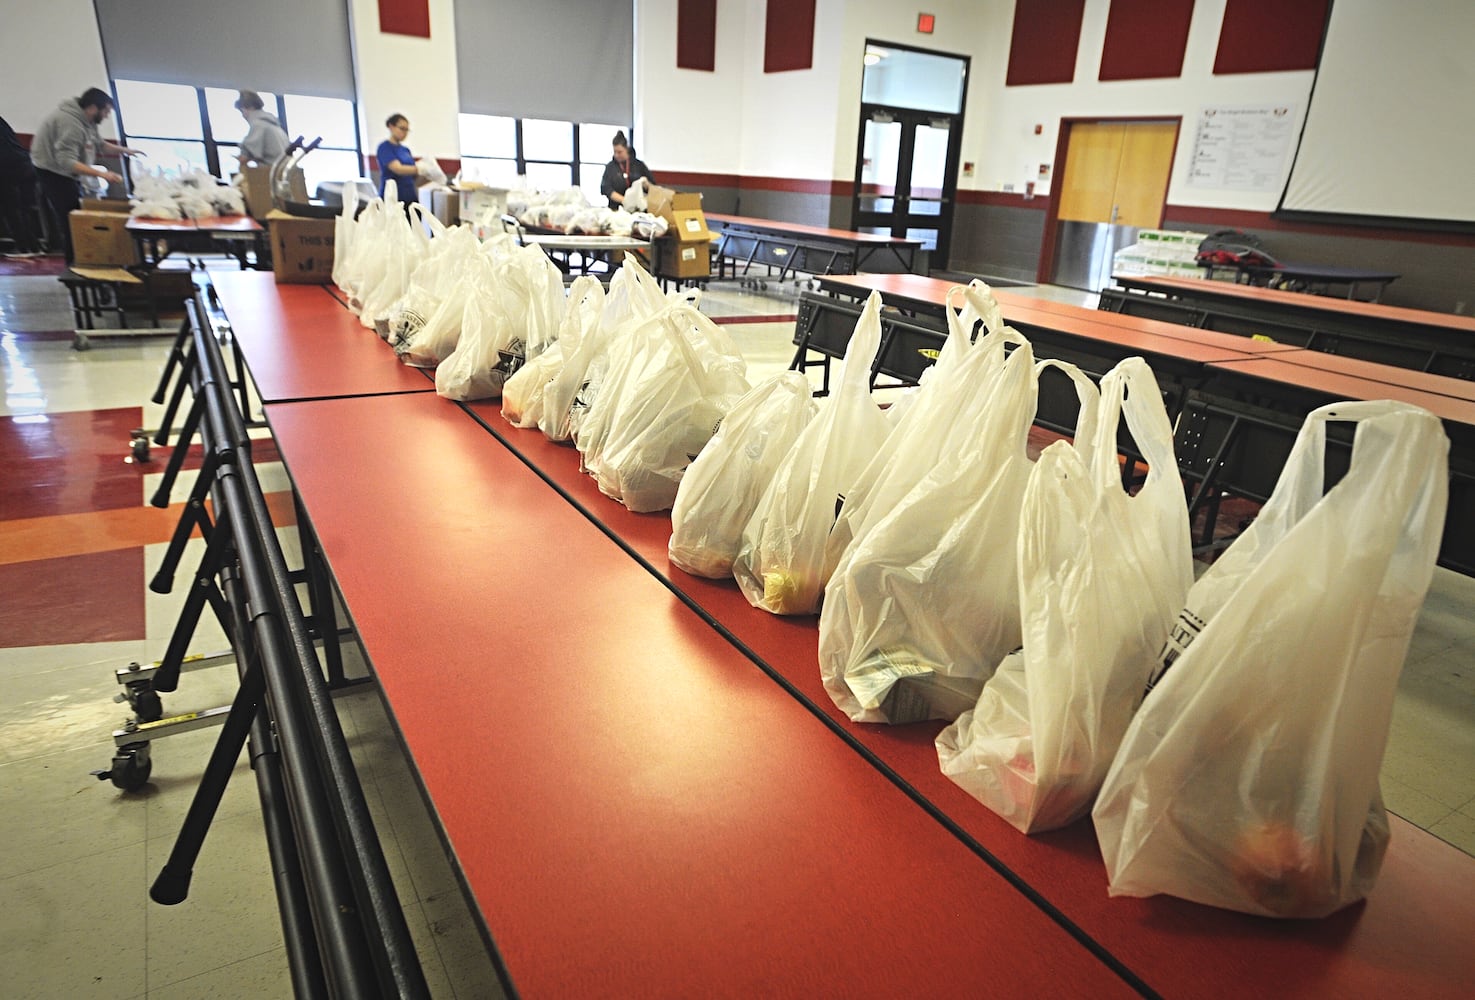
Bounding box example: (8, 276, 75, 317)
(73, 333, 91, 351)
(93, 743, 153, 792)
(127, 684, 163, 723)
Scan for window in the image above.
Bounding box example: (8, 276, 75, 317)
(114, 79, 362, 196)
(458, 114, 633, 204)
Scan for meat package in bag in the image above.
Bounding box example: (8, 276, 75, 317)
(1092, 400, 1449, 917)
(936, 358, 1193, 832)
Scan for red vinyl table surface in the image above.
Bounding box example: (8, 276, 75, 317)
(706, 213, 923, 247)
(212, 271, 434, 402)
(1228, 349, 1475, 404)
(463, 400, 1475, 1000)
(265, 392, 1134, 998)
(1205, 358, 1475, 426)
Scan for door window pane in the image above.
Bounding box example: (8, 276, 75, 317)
(909, 123, 949, 198)
(860, 118, 901, 211)
(115, 80, 202, 139)
(522, 118, 573, 161)
(860, 44, 966, 114)
(282, 95, 356, 148)
(204, 87, 277, 144)
(459, 114, 517, 158)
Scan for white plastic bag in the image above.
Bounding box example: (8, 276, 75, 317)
(819, 350, 1099, 725)
(824, 280, 1008, 581)
(435, 287, 518, 401)
(669, 372, 818, 578)
(539, 276, 607, 441)
(578, 305, 751, 512)
(733, 292, 892, 615)
(937, 357, 1193, 832)
(1092, 400, 1449, 917)
(501, 342, 564, 428)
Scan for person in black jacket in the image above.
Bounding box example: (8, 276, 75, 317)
(0, 115, 43, 256)
(599, 131, 653, 211)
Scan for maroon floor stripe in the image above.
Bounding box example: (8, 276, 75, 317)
(710, 314, 798, 325)
(0, 548, 146, 647)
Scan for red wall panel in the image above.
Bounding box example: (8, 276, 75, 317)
(764, 0, 816, 73)
(1099, 0, 1195, 81)
(379, 0, 430, 39)
(1214, 0, 1328, 75)
(1006, 0, 1086, 86)
(678, 0, 717, 71)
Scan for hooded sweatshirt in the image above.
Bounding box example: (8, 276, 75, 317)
(30, 98, 101, 178)
(240, 110, 289, 166)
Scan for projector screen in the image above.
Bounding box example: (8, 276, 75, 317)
(1278, 1, 1475, 224)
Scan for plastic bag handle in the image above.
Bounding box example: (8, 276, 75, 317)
(1033, 358, 1100, 452)
(1092, 357, 1177, 493)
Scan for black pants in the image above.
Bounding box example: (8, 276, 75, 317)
(0, 166, 42, 254)
(37, 168, 82, 262)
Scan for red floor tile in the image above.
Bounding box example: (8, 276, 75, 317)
(0, 408, 148, 519)
(0, 548, 145, 647)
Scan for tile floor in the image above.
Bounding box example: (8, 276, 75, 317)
(2, 264, 1473, 999)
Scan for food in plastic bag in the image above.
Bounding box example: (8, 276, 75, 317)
(824, 280, 1006, 581)
(502, 342, 564, 428)
(820, 347, 1100, 725)
(435, 287, 518, 401)
(937, 358, 1193, 832)
(1092, 400, 1449, 917)
(733, 292, 892, 615)
(539, 277, 607, 441)
(577, 305, 750, 512)
(669, 372, 818, 578)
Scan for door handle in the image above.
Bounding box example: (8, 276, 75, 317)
(1111, 204, 1120, 224)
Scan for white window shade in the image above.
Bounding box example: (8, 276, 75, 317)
(1279, 1, 1475, 224)
(454, 0, 633, 125)
(93, 0, 355, 100)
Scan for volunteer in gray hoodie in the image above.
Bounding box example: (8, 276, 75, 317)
(31, 87, 142, 261)
(234, 90, 289, 168)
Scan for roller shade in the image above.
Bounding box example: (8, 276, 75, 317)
(455, 0, 633, 124)
(92, 0, 355, 99)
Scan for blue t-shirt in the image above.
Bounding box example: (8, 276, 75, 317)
(376, 139, 418, 203)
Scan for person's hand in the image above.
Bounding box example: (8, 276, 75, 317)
(102, 170, 124, 184)
(125, 148, 147, 158)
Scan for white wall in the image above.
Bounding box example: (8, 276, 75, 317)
(346, 0, 461, 166)
(635, 0, 747, 175)
(2, 0, 114, 135)
(971, 0, 1315, 210)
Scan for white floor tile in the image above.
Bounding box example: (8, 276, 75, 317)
(145, 947, 291, 1000)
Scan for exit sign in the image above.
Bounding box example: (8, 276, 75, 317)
(917, 13, 935, 34)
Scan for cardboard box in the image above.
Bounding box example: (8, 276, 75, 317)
(420, 187, 460, 227)
(69, 210, 139, 266)
(240, 164, 307, 220)
(645, 185, 711, 279)
(267, 209, 334, 284)
(81, 198, 132, 213)
(653, 235, 712, 279)
(457, 186, 509, 239)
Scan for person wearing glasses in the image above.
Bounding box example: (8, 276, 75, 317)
(376, 114, 420, 211)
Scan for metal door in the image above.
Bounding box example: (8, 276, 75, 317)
(852, 106, 961, 269)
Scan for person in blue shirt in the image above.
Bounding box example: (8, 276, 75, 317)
(376, 114, 419, 208)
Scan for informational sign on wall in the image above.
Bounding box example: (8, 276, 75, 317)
(1188, 105, 1298, 191)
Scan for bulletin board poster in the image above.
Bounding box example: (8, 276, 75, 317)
(1188, 105, 1298, 191)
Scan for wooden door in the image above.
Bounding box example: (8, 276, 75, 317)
(1055, 121, 1176, 226)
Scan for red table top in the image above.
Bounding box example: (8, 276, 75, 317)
(125, 216, 201, 232)
(1120, 274, 1475, 335)
(466, 402, 1475, 1000)
(211, 271, 434, 402)
(265, 391, 1134, 998)
(707, 212, 923, 247)
(1206, 357, 1475, 426)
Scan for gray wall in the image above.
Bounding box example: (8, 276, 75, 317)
(948, 202, 1047, 284)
